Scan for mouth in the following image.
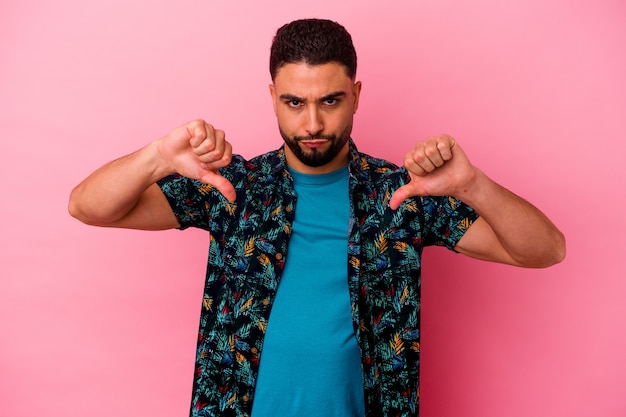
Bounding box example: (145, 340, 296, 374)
(299, 139, 329, 149)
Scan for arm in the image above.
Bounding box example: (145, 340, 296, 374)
(389, 135, 565, 268)
(68, 120, 236, 230)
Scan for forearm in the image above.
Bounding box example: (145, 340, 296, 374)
(68, 140, 171, 226)
(455, 169, 566, 267)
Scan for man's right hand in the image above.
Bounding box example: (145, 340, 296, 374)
(156, 119, 236, 202)
(69, 119, 236, 230)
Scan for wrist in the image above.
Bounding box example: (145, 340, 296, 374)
(144, 139, 177, 181)
(453, 168, 491, 206)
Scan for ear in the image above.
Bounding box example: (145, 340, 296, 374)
(269, 83, 278, 115)
(352, 81, 362, 114)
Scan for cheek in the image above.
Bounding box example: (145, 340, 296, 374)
(331, 110, 354, 129)
(276, 110, 300, 131)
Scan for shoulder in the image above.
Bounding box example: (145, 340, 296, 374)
(159, 148, 284, 200)
(219, 148, 287, 191)
(222, 148, 283, 176)
(350, 151, 408, 186)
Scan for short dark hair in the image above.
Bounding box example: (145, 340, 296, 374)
(269, 18, 357, 81)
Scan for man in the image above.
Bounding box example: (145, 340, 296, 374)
(69, 18, 565, 417)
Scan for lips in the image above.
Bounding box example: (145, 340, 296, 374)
(300, 139, 329, 149)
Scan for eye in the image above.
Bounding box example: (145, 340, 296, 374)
(287, 99, 302, 108)
(323, 97, 338, 106)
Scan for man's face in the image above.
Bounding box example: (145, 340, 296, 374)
(269, 62, 362, 174)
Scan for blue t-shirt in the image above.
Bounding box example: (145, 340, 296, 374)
(251, 165, 364, 417)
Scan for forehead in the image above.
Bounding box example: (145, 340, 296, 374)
(273, 62, 354, 96)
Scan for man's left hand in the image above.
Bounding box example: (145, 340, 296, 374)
(389, 134, 477, 210)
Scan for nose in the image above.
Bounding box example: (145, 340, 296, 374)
(305, 106, 324, 136)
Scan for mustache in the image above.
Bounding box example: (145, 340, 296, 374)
(294, 134, 336, 142)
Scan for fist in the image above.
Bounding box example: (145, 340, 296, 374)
(157, 119, 236, 202)
(389, 134, 476, 210)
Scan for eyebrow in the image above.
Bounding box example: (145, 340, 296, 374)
(279, 91, 347, 103)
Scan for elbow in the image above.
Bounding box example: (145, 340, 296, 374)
(520, 230, 567, 268)
(68, 188, 84, 222)
(68, 205, 92, 226)
(68, 189, 93, 225)
(68, 188, 109, 226)
(542, 228, 567, 267)
(551, 230, 567, 265)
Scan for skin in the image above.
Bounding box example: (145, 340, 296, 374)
(269, 62, 361, 174)
(68, 61, 565, 267)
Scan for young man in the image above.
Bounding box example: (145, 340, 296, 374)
(69, 18, 565, 417)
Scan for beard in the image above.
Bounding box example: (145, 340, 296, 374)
(279, 123, 352, 168)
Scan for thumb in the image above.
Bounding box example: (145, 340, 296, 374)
(198, 170, 237, 202)
(389, 184, 412, 210)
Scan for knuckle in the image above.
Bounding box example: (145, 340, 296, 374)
(413, 150, 428, 163)
(424, 146, 438, 158)
(204, 139, 216, 152)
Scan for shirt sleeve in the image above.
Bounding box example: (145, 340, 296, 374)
(420, 195, 479, 250)
(157, 174, 217, 230)
(156, 155, 249, 230)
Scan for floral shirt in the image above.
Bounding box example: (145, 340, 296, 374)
(158, 140, 478, 417)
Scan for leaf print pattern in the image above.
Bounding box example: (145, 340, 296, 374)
(157, 139, 478, 417)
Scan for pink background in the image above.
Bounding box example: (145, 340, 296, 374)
(1, 0, 625, 416)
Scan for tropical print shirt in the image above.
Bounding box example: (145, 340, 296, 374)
(158, 139, 478, 417)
